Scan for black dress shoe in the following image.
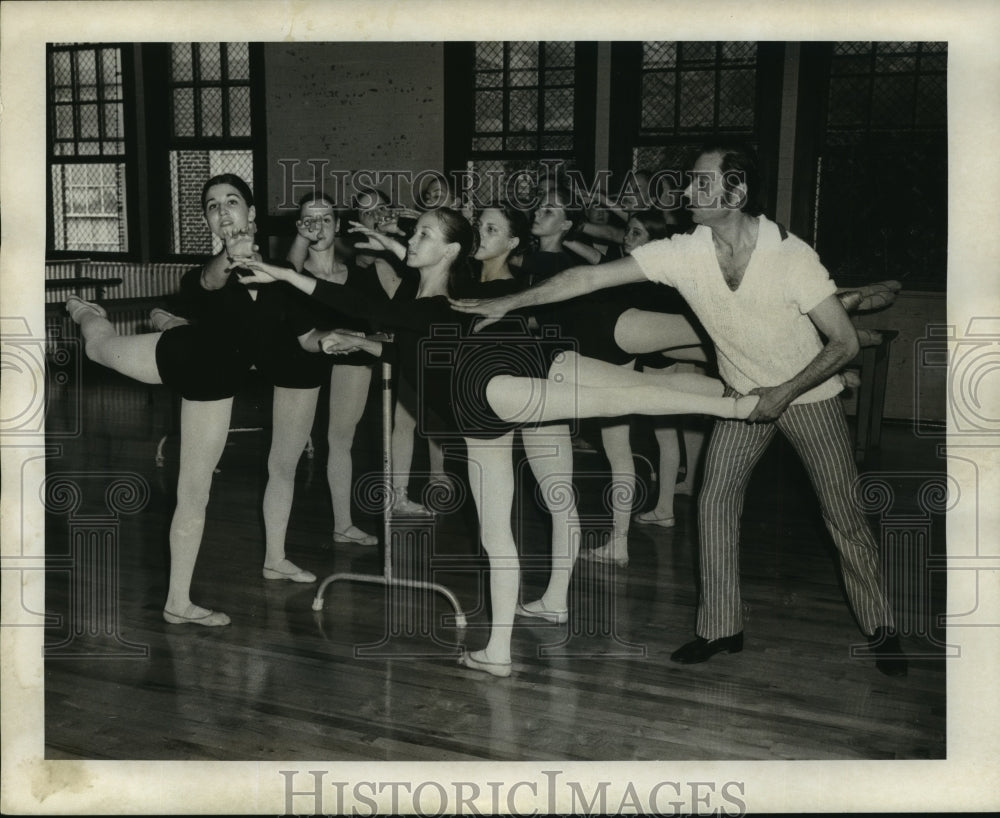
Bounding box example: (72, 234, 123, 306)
(869, 627, 908, 677)
(670, 632, 744, 664)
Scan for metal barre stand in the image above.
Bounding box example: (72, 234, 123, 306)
(310, 335, 467, 630)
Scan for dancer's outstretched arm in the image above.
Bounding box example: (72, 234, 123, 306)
(450, 255, 646, 330)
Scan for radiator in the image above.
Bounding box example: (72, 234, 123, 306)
(44, 260, 193, 302)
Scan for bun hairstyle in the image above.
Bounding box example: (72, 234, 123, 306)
(476, 202, 532, 259)
(201, 173, 254, 211)
(425, 207, 478, 297)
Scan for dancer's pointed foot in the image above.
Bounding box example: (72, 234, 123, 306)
(457, 649, 512, 678)
(840, 370, 862, 389)
(515, 600, 569, 624)
(163, 604, 231, 627)
(584, 543, 629, 568)
(333, 525, 378, 546)
(66, 295, 107, 323)
(262, 559, 316, 583)
(856, 328, 884, 348)
(149, 307, 189, 332)
(838, 279, 903, 312)
(733, 395, 760, 419)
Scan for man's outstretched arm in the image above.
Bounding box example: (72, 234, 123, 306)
(450, 255, 646, 330)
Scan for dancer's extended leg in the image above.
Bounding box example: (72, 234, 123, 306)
(69, 297, 162, 384)
(486, 355, 755, 424)
(613, 308, 706, 357)
(164, 397, 234, 626)
(262, 385, 319, 582)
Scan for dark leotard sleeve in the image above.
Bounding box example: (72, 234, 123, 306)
(311, 279, 434, 336)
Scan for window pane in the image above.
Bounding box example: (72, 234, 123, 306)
(201, 87, 223, 136)
(472, 136, 503, 151)
(508, 42, 538, 69)
(643, 41, 676, 68)
(229, 86, 251, 137)
(834, 42, 872, 55)
(101, 48, 120, 80)
(718, 69, 755, 127)
(51, 50, 72, 85)
(79, 104, 100, 138)
(681, 42, 716, 63)
(102, 102, 123, 140)
(55, 105, 76, 140)
(541, 134, 573, 151)
(75, 50, 97, 86)
(641, 72, 675, 129)
(721, 41, 756, 62)
(171, 43, 193, 81)
(543, 87, 574, 130)
(199, 42, 222, 81)
(544, 42, 574, 66)
(508, 89, 537, 131)
(227, 42, 250, 80)
(476, 90, 503, 132)
(506, 135, 537, 151)
(544, 68, 574, 86)
(678, 70, 715, 128)
(509, 69, 537, 87)
(50, 163, 127, 252)
(173, 87, 195, 137)
(476, 70, 503, 88)
(475, 42, 503, 70)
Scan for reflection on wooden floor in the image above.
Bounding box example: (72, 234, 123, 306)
(43, 362, 947, 761)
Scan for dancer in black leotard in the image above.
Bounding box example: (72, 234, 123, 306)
(283, 193, 389, 546)
(233, 208, 758, 678)
(464, 205, 583, 623)
(64, 173, 316, 627)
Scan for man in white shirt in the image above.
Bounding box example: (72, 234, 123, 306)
(451, 144, 907, 677)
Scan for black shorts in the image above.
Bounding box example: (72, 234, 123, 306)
(255, 343, 333, 390)
(154, 325, 249, 401)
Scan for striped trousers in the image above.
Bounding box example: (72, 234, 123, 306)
(695, 395, 893, 640)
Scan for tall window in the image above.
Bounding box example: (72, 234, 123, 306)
(446, 42, 596, 200)
(167, 42, 255, 255)
(47, 44, 129, 253)
(631, 41, 759, 173)
(45, 42, 262, 261)
(813, 42, 947, 289)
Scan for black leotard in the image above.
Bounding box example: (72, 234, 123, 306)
(287, 259, 394, 369)
(164, 264, 329, 390)
(309, 279, 550, 440)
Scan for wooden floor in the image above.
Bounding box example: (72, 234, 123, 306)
(43, 360, 947, 761)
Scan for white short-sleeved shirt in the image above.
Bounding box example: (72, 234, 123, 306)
(630, 216, 842, 404)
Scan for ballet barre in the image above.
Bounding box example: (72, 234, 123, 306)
(311, 334, 467, 630)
